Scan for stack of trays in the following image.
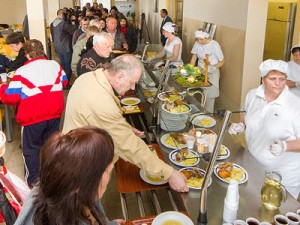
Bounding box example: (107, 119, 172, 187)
(160, 104, 191, 131)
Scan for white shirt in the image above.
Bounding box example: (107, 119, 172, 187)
(287, 60, 300, 97)
(164, 36, 182, 67)
(191, 40, 224, 88)
(244, 85, 300, 199)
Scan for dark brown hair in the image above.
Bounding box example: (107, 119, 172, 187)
(23, 39, 45, 58)
(5, 33, 25, 44)
(33, 126, 115, 225)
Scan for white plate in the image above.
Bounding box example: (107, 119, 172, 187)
(120, 97, 141, 106)
(152, 211, 193, 225)
(158, 91, 184, 102)
(139, 169, 168, 185)
(192, 115, 216, 128)
(162, 104, 192, 115)
(214, 163, 248, 184)
(169, 149, 200, 167)
(179, 167, 212, 190)
(217, 145, 230, 160)
(160, 133, 187, 149)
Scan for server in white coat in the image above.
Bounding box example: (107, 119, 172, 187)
(287, 44, 300, 97)
(190, 29, 224, 112)
(229, 59, 300, 199)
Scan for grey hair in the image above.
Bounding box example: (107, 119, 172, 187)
(106, 54, 144, 77)
(93, 32, 112, 46)
(90, 19, 101, 27)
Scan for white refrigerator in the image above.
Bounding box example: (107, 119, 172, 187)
(263, 2, 297, 61)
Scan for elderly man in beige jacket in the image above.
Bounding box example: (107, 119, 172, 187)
(63, 54, 188, 192)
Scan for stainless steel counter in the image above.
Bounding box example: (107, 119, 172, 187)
(137, 65, 300, 224)
(158, 125, 300, 224)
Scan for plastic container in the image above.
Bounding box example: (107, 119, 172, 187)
(223, 180, 239, 224)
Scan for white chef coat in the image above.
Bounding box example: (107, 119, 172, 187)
(191, 40, 224, 112)
(164, 36, 183, 67)
(244, 85, 300, 199)
(287, 60, 300, 97)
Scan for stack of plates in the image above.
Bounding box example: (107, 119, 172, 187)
(160, 104, 191, 131)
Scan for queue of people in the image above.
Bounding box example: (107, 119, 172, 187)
(0, 3, 300, 224)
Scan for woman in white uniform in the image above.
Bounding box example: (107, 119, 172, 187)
(190, 29, 224, 112)
(287, 44, 300, 97)
(148, 22, 183, 68)
(229, 59, 300, 199)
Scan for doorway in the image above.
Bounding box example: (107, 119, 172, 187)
(167, 0, 183, 39)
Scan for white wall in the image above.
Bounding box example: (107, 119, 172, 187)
(184, 0, 249, 30)
(0, 0, 27, 24)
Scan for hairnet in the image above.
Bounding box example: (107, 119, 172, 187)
(195, 30, 210, 39)
(162, 22, 176, 33)
(291, 44, 300, 54)
(259, 59, 289, 77)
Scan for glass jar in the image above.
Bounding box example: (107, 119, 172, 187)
(261, 171, 286, 210)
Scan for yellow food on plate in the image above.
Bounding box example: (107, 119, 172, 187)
(163, 94, 182, 102)
(186, 176, 204, 188)
(175, 151, 197, 166)
(165, 136, 185, 147)
(225, 168, 245, 182)
(169, 105, 189, 113)
(219, 145, 227, 155)
(146, 175, 164, 182)
(162, 220, 183, 225)
(199, 118, 212, 126)
(123, 99, 137, 105)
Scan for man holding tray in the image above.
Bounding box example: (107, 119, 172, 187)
(63, 54, 188, 193)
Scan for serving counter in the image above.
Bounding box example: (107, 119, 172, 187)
(126, 64, 300, 224)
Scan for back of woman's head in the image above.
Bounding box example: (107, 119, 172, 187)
(34, 126, 114, 224)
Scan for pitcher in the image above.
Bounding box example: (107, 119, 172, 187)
(261, 171, 286, 210)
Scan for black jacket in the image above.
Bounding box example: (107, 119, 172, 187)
(50, 18, 77, 54)
(124, 25, 138, 53)
(8, 48, 27, 72)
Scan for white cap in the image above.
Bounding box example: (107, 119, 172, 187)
(291, 44, 300, 53)
(162, 22, 177, 33)
(259, 59, 289, 77)
(195, 30, 210, 39)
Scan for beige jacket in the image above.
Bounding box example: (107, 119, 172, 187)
(63, 69, 174, 180)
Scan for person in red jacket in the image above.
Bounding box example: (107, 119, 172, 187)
(0, 39, 68, 188)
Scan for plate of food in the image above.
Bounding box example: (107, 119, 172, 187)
(169, 148, 200, 167)
(160, 133, 187, 149)
(152, 211, 193, 225)
(158, 90, 184, 102)
(191, 115, 216, 128)
(162, 103, 192, 114)
(139, 169, 167, 185)
(120, 97, 141, 106)
(180, 167, 212, 190)
(214, 162, 248, 184)
(217, 145, 230, 160)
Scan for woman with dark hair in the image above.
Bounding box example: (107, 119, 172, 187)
(118, 16, 138, 53)
(14, 126, 125, 225)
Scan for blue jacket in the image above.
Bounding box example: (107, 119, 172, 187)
(0, 54, 12, 73)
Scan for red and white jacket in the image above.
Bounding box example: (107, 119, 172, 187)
(0, 57, 68, 126)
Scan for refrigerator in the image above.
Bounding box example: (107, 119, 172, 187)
(263, 2, 297, 61)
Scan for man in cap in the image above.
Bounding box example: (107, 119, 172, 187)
(228, 59, 300, 199)
(287, 44, 300, 97)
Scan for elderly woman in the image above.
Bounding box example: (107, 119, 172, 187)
(229, 59, 300, 199)
(189, 29, 224, 112)
(15, 126, 125, 225)
(148, 22, 183, 68)
(287, 44, 300, 97)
